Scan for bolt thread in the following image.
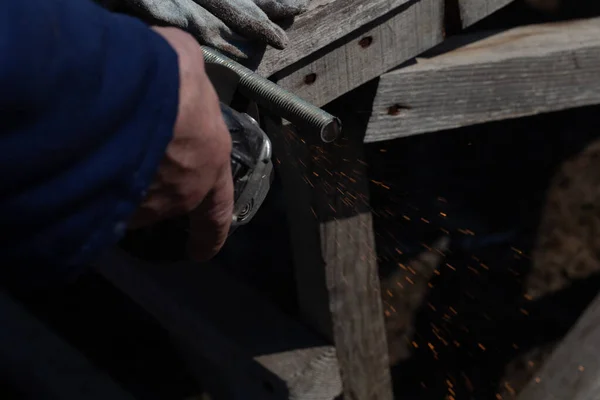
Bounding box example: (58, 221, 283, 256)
(202, 46, 341, 142)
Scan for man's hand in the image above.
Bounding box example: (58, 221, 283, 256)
(129, 27, 234, 262)
(99, 0, 309, 58)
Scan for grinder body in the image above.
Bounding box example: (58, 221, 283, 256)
(220, 103, 273, 234)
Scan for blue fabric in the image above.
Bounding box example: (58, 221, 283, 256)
(0, 0, 180, 290)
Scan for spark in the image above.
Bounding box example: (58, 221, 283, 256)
(405, 276, 415, 285)
(403, 215, 411, 221)
(579, 365, 585, 372)
(524, 294, 533, 301)
(439, 212, 447, 217)
(428, 302, 437, 311)
(504, 382, 516, 395)
(520, 308, 529, 316)
(446, 263, 456, 271)
(421, 217, 430, 224)
(511, 247, 523, 254)
(535, 377, 541, 384)
(478, 343, 486, 351)
(412, 341, 419, 348)
(480, 263, 489, 270)
(468, 266, 480, 275)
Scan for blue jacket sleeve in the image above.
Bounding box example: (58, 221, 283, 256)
(0, 0, 180, 289)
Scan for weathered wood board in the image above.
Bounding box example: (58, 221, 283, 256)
(365, 16, 600, 143)
(257, 0, 412, 76)
(259, 0, 514, 107)
(265, 94, 393, 400)
(517, 291, 600, 400)
(270, 0, 444, 107)
(459, 0, 515, 27)
(0, 289, 135, 400)
(95, 250, 342, 400)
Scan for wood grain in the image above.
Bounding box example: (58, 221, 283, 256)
(257, 0, 412, 76)
(259, 0, 515, 107)
(0, 289, 135, 400)
(271, 0, 445, 107)
(95, 250, 342, 400)
(517, 292, 600, 400)
(459, 0, 514, 27)
(264, 94, 393, 399)
(365, 17, 600, 143)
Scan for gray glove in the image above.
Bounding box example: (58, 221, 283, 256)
(101, 0, 308, 58)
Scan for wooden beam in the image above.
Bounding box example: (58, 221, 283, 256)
(0, 289, 135, 400)
(365, 17, 600, 143)
(259, 0, 513, 108)
(256, 0, 412, 76)
(516, 291, 600, 400)
(269, 0, 445, 107)
(94, 250, 342, 400)
(458, 0, 514, 27)
(264, 90, 393, 400)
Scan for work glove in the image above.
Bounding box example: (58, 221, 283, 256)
(100, 0, 309, 58)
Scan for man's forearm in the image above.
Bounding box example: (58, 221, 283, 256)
(0, 0, 180, 289)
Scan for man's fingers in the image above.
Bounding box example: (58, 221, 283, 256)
(187, 169, 234, 262)
(193, 0, 288, 48)
(252, 0, 309, 20)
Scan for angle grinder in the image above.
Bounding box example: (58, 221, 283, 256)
(118, 101, 273, 261)
(221, 102, 273, 234)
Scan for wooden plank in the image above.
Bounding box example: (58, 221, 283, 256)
(257, 0, 412, 76)
(258, 0, 513, 77)
(264, 92, 393, 399)
(270, 0, 445, 107)
(94, 249, 342, 400)
(261, 0, 514, 108)
(365, 17, 600, 143)
(516, 291, 600, 400)
(0, 289, 135, 400)
(459, 0, 514, 27)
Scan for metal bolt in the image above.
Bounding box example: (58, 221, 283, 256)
(201, 46, 342, 143)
